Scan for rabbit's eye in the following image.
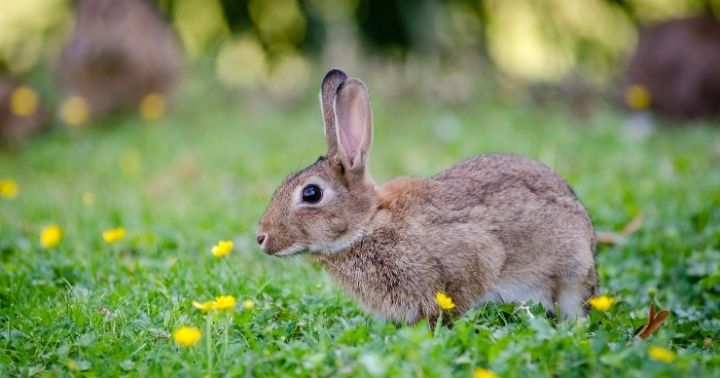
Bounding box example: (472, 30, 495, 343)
(301, 184, 322, 204)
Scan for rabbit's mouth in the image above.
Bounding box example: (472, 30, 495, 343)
(258, 234, 308, 257)
(257, 225, 307, 256)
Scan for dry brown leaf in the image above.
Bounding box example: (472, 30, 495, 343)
(596, 213, 645, 245)
(635, 303, 670, 340)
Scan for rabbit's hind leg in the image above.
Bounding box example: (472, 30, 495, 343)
(554, 269, 596, 319)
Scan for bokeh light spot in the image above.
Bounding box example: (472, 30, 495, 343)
(173, 0, 229, 59)
(216, 36, 267, 88)
(59, 96, 90, 126)
(248, 0, 306, 46)
(9, 86, 39, 117)
(266, 53, 310, 99)
(0, 179, 19, 199)
(625, 84, 651, 110)
(486, 1, 573, 81)
(139, 93, 167, 121)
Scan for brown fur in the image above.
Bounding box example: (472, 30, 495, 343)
(624, 14, 720, 121)
(56, 0, 182, 118)
(258, 69, 597, 324)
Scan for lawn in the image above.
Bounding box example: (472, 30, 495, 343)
(1, 76, 719, 377)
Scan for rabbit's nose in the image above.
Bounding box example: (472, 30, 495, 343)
(256, 234, 267, 246)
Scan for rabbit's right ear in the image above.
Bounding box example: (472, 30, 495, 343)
(319, 68, 347, 156)
(333, 78, 372, 172)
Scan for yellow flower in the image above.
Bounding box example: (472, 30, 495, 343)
(40, 224, 62, 248)
(192, 300, 215, 311)
(0, 179, 19, 199)
(624, 84, 651, 110)
(102, 227, 126, 243)
(648, 345, 675, 363)
(193, 295, 237, 311)
(243, 299, 255, 310)
(213, 295, 237, 310)
(60, 96, 90, 126)
(9, 86, 39, 117)
(435, 292, 455, 310)
(589, 295, 614, 311)
(139, 93, 167, 121)
(473, 368, 499, 378)
(66, 359, 78, 371)
(173, 326, 202, 347)
(211, 240, 234, 257)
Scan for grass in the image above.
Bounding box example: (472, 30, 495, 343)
(1, 77, 719, 377)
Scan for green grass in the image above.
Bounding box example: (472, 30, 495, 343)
(1, 79, 719, 377)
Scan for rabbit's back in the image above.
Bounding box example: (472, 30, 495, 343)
(434, 153, 576, 198)
(431, 153, 594, 269)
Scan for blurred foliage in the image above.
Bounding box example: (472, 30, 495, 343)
(0, 0, 68, 74)
(1, 0, 720, 89)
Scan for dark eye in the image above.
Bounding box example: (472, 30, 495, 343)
(301, 184, 322, 204)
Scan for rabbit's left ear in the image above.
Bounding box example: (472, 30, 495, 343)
(320, 69, 347, 156)
(333, 78, 373, 172)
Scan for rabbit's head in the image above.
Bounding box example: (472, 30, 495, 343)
(257, 69, 377, 256)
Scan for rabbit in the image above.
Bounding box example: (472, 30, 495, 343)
(257, 69, 597, 324)
(624, 14, 720, 121)
(56, 0, 182, 119)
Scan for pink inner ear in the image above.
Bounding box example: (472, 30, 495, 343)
(335, 85, 368, 168)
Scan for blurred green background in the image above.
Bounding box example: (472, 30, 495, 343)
(2, 0, 720, 101)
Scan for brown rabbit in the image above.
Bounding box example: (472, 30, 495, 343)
(624, 14, 720, 121)
(257, 69, 597, 324)
(56, 0, 182, 118)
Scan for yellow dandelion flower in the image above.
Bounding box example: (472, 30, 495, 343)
(648, 345, 675, 363)
(66, 359, 78, 371)
(139, 93, 167, 121)
(473, 368, 500, 378)
(624, 85, 651, 110)
(213, 295, 236, 310)
(60, 96, 90, 126)
(211, 240, 233, 257)
(9, 86, 39, 117)
(173, 326, 202, 347)
(243, 299, 255, 310)
(193, 295, 236, 311)
(435, 292, 455, 310)
(589, 295, 614, 311)
(192, 300, 215, 311)
(102, 227, 126, 243)
(40, 224, 62, 248)
(82, 191, 95, 207)
(0, 179, 19, 199)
